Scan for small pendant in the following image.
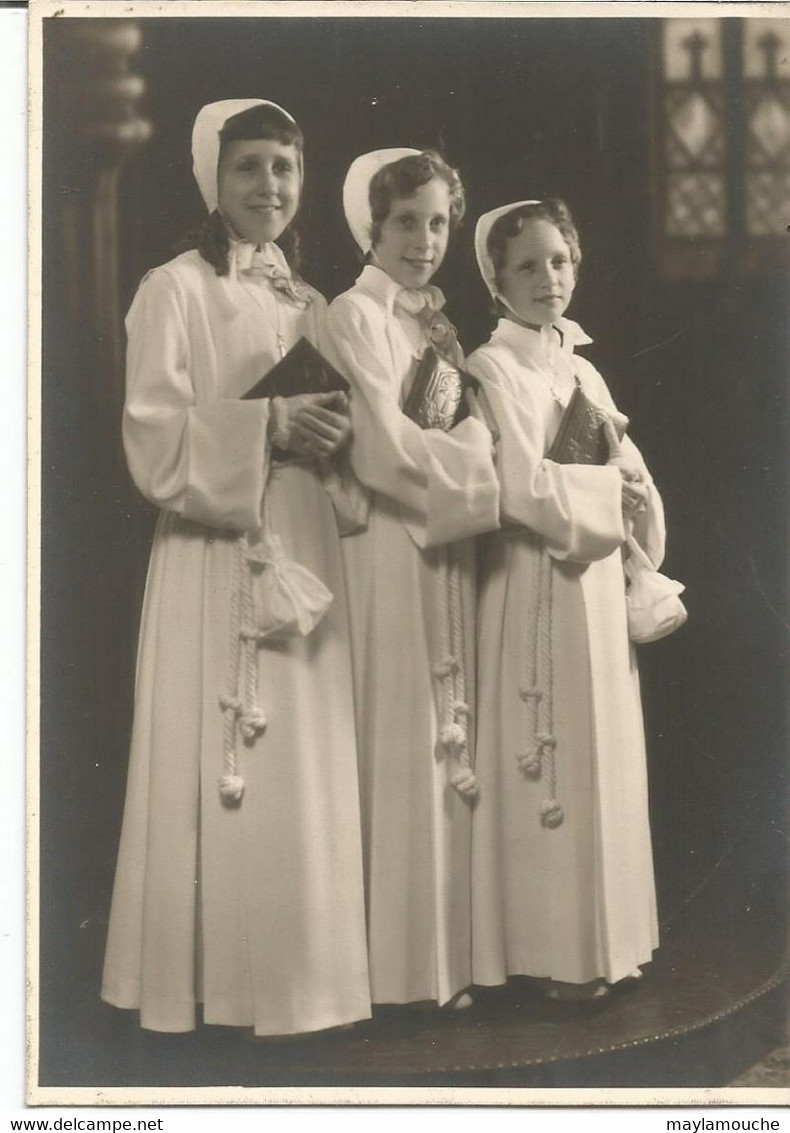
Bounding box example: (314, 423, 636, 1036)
(276, 332, 286, 359)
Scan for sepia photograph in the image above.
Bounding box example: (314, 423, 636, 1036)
(27, 0, 789, 1108)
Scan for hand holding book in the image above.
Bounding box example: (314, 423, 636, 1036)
(288, 392, 351, 459)
(266, 390, 350, 460)
(546, 383, 645, 520)
(242, 338, 352, 460)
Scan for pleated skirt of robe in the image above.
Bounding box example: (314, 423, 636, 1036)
(471, 529, 659, 988)
(101, 463, 371, 1035)
(341, 494, 477, 1007)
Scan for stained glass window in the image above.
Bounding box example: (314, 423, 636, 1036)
(743, 20, 790, 237)
(662, 21, 727, 240)
(657, 18, 790, 277)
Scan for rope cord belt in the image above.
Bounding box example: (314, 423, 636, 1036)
(435, 544, 477, 799)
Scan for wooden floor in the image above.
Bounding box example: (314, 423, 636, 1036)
(38, 830, 787, 1092)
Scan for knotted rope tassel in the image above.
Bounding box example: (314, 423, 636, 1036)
(239, 536, 268, 742)
(516, 543, 563, 827)
(217, 535, 268, 806)
(517, 539, 544, 777)
(435, 546, 477, 799)
(218, 536, 246, 804)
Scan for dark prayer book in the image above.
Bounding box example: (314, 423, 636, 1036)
(402, 346, 478, 432)
(242, 337, 350, 400)
(547, 385, 623, 465)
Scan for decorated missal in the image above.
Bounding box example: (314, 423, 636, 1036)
(402, 346, 478, 432)
(547, 384, 625, 465)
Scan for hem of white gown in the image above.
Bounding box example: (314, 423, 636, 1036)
(471, 948, 657, 989)
(101, 986, 197, 1033)
(369, 982, 472, 1009)
(102, 985, 373, 1037)
(205, 1000, 373, 1038)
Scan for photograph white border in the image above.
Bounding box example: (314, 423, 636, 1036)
(24, 0, 790, 1114)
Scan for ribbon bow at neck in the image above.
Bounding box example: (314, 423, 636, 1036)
(394, 284, 445, 316)
(395, 285, 464, 367)
(234, 241, 314, 309)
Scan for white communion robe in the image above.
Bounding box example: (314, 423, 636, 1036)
(323, 264, 500, 1006)
(101, 247, 371, 1035)
(467, 317, 665, 988)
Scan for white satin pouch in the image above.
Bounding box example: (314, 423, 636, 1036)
(246, 534, 333, 640)
(624, 533, 688, 644)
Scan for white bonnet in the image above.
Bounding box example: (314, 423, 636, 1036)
(342, 148, 422, 253)
(191, 98, 299, 213)
(474, 199, 542, 299)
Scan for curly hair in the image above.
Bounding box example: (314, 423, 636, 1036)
(368, 150, 466, 249)
(487, 198, 582, 288)
(177, 103, 304, 276)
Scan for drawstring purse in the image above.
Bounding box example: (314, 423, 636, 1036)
(218, 506, 333, 806)
(245, 531, 333, 640)
(624, 531, 687, 644)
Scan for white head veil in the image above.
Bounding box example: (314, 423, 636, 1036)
(191, 98, 299, 214)
(342, 148, 422, 253)
(473, 200, 542, 302)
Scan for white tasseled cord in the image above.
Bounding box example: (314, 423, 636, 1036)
(518, 539, 544, 775)
(239, 534, 268, 742)
(536, 547, 562, 827)
(218, 535, 246, 804)
(447, 545, 476, 797)
(217, 533, 268, 806)
(435, 545, 477, 798)
(516, 541, 563, 828)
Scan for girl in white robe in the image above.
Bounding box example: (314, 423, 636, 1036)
(467, 199, 666, 999)
(323, 150, 500, 1007)
(101, 99, 371, 1036)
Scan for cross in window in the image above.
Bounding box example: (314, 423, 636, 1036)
(682, 29, 709, 82)
(757, 30, 783, 81)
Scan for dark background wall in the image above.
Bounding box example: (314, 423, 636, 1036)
(40, 14, 788, 1071)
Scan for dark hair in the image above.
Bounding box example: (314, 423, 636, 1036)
(368, 150, 466, 248)
(487, 198, 582, 290)
(177, 103, 304, 276)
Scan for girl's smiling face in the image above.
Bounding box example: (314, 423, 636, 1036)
(372, 178, 451, 289)
(218, 138, 300, 245)
(497, 218, 576, 326)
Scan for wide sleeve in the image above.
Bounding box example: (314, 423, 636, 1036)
(318, 449, 371, 537)
(323, 297, 500, 549)
(122, 268, 271, 533)
(468, 351, 625, 563)
(578, 360, 667, 568)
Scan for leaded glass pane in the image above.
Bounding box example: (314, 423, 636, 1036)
(746, 173, 790, 235)
(665, 88, 725, 167)
(747, 91, 790, 163)
(666, 173, 726, 236)
(743, 18, 790, 237)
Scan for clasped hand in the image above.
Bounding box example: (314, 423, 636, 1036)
(278, 391, 352, 459)
(618, 466, 649, 520)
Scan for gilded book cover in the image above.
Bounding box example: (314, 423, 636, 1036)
(547, 384, 621, 465)
(402, 346, 478, 432)
(242, 336, 350, 400)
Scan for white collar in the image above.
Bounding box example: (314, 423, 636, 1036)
(490, 315, 592, 357)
